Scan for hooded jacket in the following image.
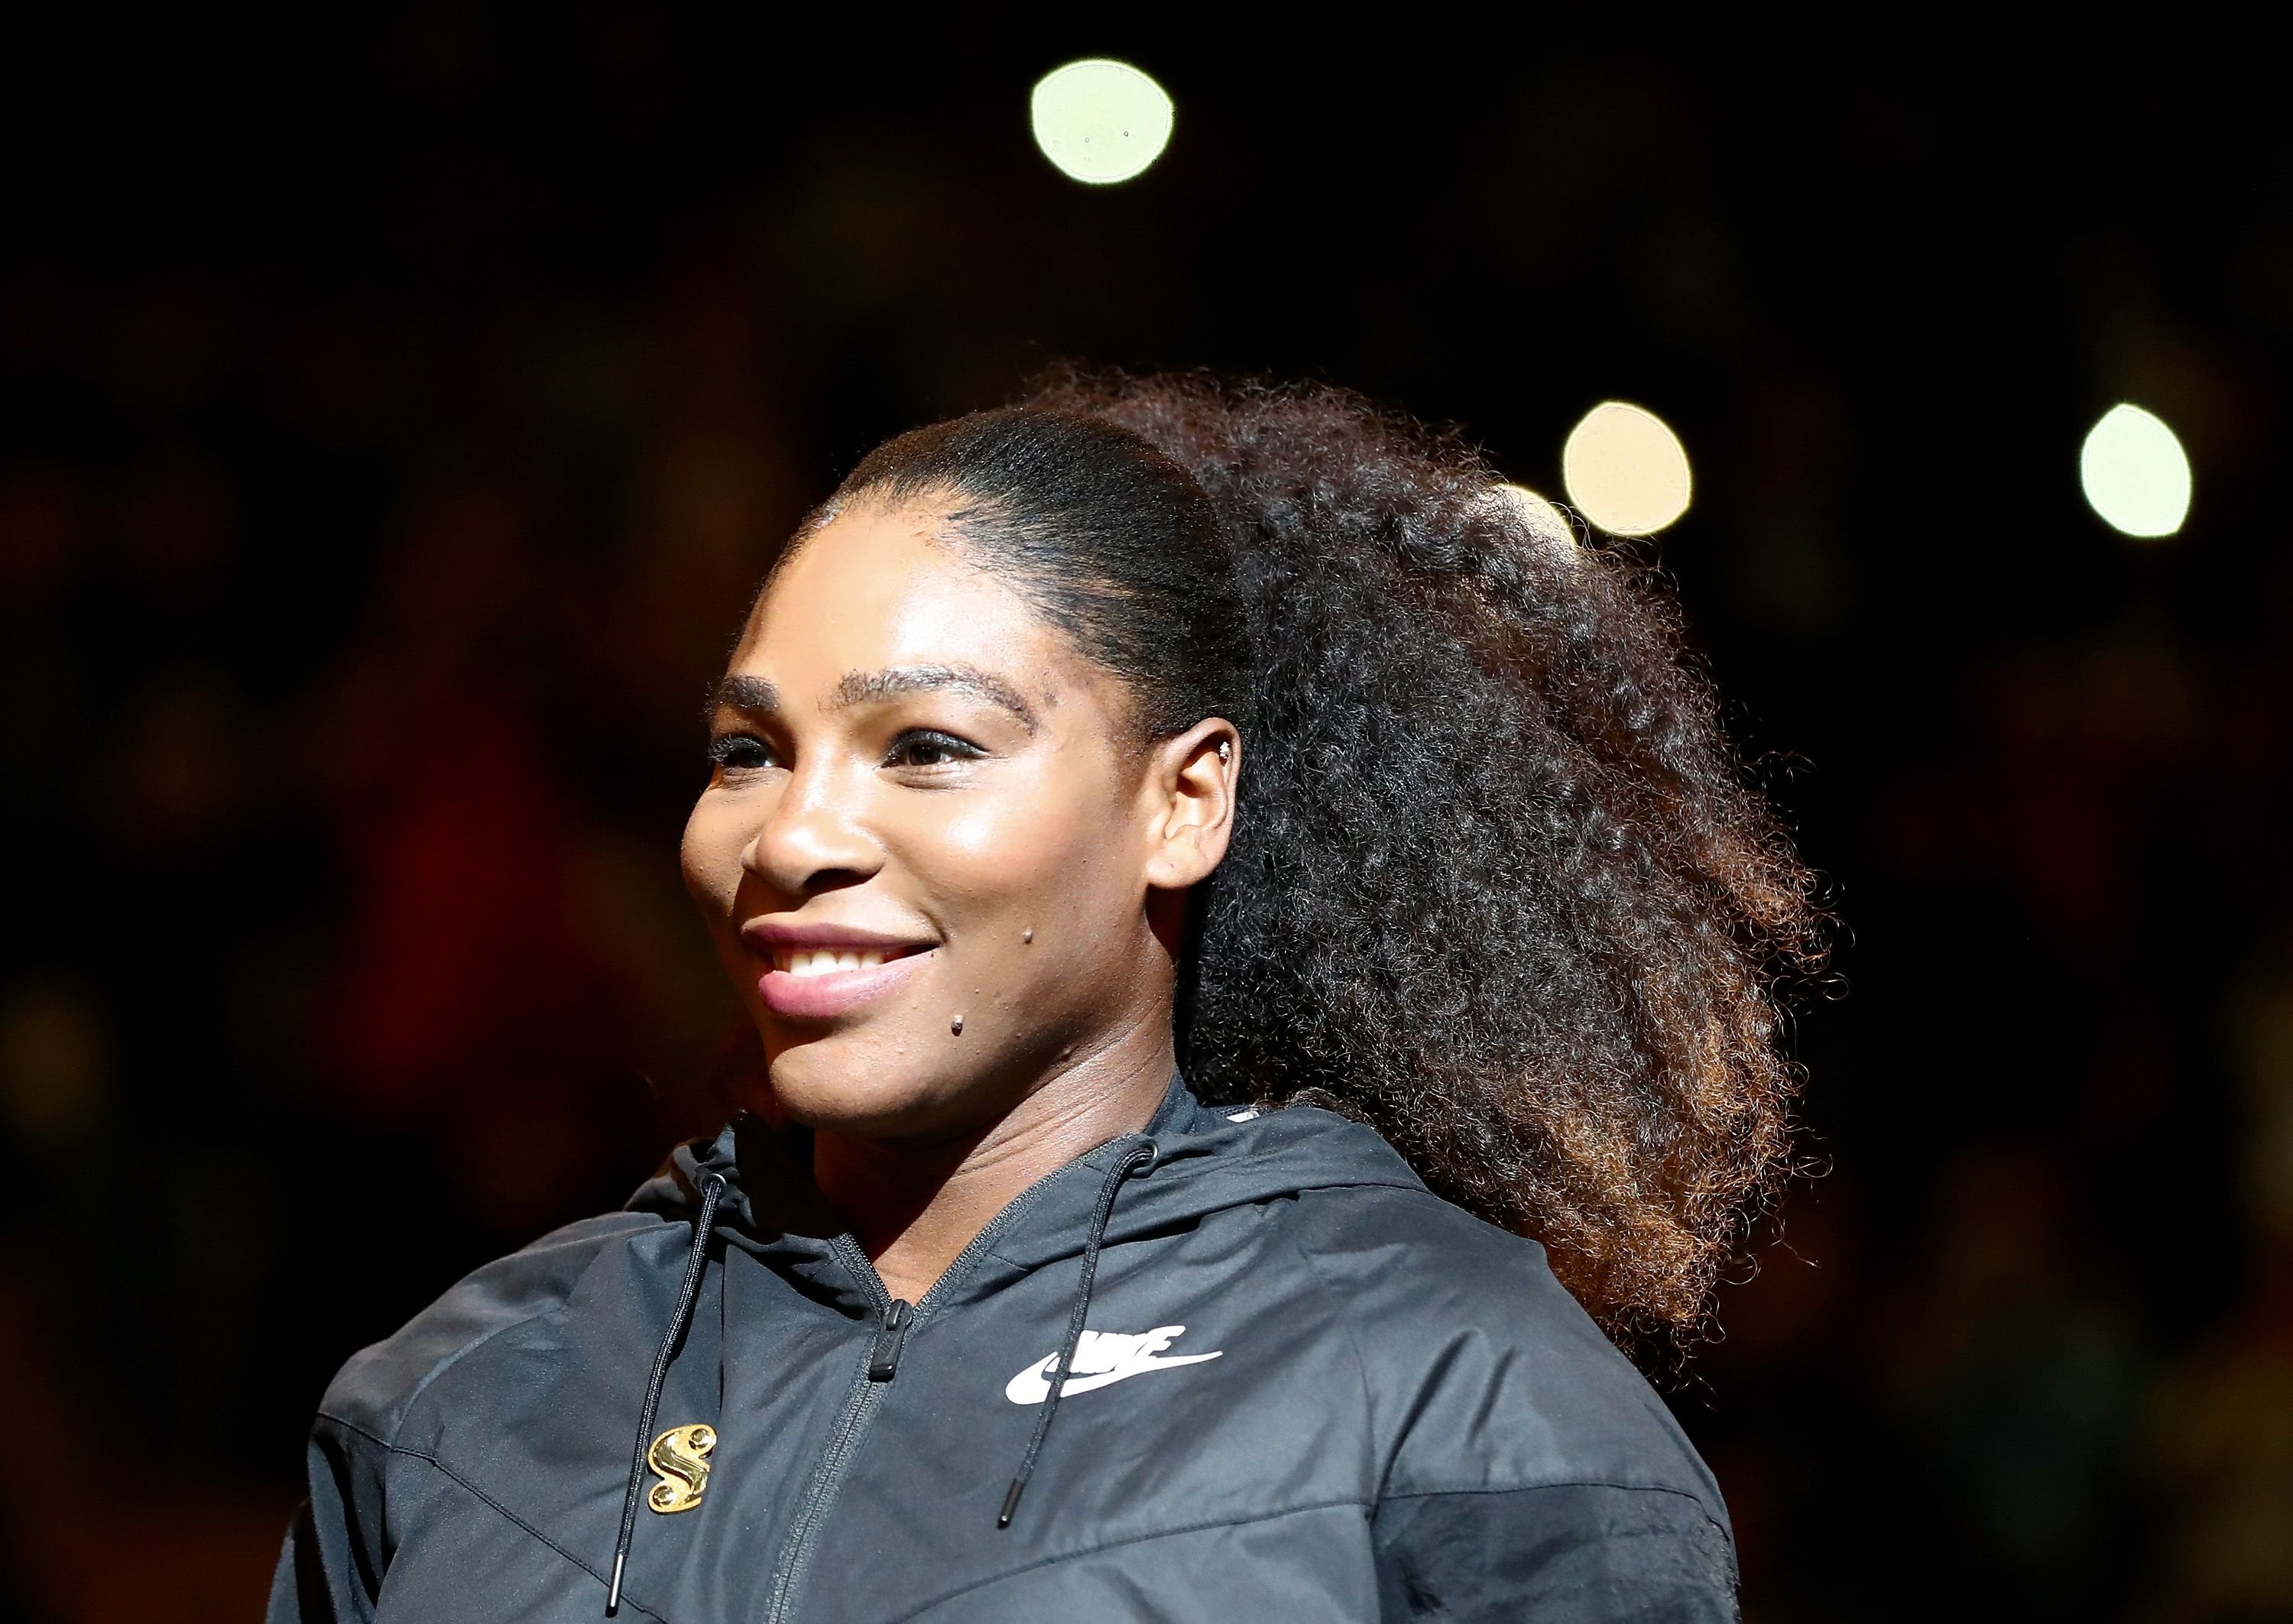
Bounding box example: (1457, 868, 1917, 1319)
(270, 1075, 1739, 1622)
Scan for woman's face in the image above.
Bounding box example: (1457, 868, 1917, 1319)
(681, 496, 1234, 1143)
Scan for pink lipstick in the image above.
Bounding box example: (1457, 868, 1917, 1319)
(743, 920, 938, 1022)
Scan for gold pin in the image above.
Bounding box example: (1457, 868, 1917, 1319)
(646, 1423, 715, 1514)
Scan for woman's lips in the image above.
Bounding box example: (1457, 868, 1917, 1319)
(757, 948, 934, 1020)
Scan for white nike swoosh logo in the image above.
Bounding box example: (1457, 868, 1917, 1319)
(1004, 1324, 1224, 1404)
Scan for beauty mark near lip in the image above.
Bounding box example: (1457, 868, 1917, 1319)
(758, 949, 934, 1020)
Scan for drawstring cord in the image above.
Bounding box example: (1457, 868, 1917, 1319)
(598, 1136, 1150, 1602)
(607, 1170, 727, 1616)
(998, 1140, 1156, 1528)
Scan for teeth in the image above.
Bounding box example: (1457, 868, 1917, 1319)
(779, 948, 890, 977)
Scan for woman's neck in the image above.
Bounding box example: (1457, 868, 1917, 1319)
(809, 1028, 1176, 1304)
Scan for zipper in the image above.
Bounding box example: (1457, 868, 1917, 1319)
(753, 1149, 1122, 1624)
(868, 1298, 912, 1380)
(760, 1240, 889, 1624)
(909, 1156, 1077, 1314)
(761, 1350, 884, 1622)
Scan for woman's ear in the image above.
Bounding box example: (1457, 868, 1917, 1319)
(1140, 719, 1239, 892)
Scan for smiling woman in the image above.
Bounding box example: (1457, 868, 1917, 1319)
(679, 475, 1240, 1278)
(273, 372, 1821, 1624)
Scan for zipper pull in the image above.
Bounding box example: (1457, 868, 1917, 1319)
(868, 1299, 912, 1381)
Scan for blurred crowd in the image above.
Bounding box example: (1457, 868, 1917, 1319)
(4, 14, 2291, 1621)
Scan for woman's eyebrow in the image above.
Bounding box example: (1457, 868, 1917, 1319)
(829, 664, 1039, 732)
(709, 675, 781, 715)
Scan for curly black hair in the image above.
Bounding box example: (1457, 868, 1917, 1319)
(809, 368, 1823, 1344)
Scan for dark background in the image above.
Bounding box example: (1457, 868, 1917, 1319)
(5, 11, 2291, 1620)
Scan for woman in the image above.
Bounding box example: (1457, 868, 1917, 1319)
(271, 372, 1819, 1622)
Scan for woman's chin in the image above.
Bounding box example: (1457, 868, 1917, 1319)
(764, 1045, 991, 1143)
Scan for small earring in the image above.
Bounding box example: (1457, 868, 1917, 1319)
(1217, 740, 1231, 762)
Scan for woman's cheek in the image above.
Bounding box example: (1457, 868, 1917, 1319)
(929, 788, 1092, 900)
(679, 796, 747, 920)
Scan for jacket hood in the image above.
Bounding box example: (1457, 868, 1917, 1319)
(627, 1070, 1429, 1287)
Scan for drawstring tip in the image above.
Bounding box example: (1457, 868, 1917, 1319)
(997, 1479, 1025, 1528)
(606, 1552, 626, 1615)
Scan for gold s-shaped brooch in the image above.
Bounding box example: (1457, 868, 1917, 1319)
(645, 1422, 716, 1513)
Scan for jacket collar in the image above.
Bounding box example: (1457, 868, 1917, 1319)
(624, 1068, 1422, 1301)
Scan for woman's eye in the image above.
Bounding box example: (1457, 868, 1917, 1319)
(708, 734, 776, 773)
(884, 730, 982, 770)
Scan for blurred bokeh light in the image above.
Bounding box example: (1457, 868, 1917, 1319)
(1491, 481, 1576, 549)
(2081, 404, 2192, 539)
(1030, 60, 1174, 185)
(1561, 401, 1693, 536)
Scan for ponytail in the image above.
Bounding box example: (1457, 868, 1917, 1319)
(830, 368, 1824, 1344)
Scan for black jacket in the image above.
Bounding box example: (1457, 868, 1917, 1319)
(271, 1075, 1739, 1622)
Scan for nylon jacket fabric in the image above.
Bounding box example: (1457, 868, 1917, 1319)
(270, 1077, 1740, 1622)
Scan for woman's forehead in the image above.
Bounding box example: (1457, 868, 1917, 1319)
(735, 502, 1084, 703)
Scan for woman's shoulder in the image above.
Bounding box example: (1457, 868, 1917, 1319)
(1279, 1179, 1726, 1522)
(315, 1208, 659, 1448)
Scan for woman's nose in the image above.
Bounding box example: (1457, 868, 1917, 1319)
(741, 762, 882, 893)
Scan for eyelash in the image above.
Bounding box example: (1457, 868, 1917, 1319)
(882, 729, 984, 770)
(707, 734, 776, 773)
(704, 729, 984, 775)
